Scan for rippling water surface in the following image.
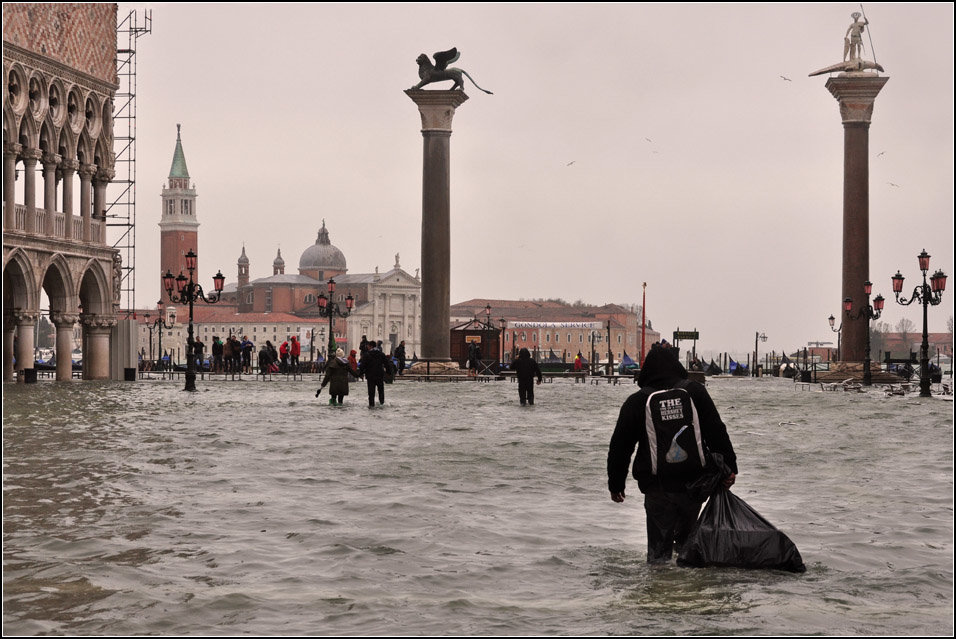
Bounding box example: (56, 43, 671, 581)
(3, 376, 953, 635)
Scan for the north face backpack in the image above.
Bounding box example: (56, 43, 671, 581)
(644, 380, 707, 479)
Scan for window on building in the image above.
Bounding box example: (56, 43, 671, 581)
(182, 200, 191, 215)
(532, 333, 537, 342)
(618, 335, 622, 344)
(166, 200, 174, 216)
(545, 333, 550, 343)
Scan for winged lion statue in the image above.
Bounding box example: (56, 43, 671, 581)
(410, 48, 493, 94)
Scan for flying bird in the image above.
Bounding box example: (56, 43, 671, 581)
(780, 75, 792, 81)
(888, 182, 900, 187)
(877, 151, 885, 157)
(566, 161, 575, 166)
(644, 137, 653, 143)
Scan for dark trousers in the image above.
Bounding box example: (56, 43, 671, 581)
(366, 379, 385, 406)
(643, 492, 703, 563)
(518, 383, 535, 405)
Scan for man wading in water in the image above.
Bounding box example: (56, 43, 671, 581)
(606, 343, 738, 563)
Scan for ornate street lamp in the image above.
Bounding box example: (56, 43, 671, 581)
(753, 332, 767, 377)
(844, 281, 885, 386)
(827, 313, 843, 361)
(317, 278, 354, 356)
(143, 309, 174, 367)
(891, 249, 948, 397)
(163, 249, 225, 391)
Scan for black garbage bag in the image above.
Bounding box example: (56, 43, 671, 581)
(685, 452, 733, 502)
(677, 489, 806, 573)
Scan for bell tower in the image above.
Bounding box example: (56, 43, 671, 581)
(159, 124, 199, 294)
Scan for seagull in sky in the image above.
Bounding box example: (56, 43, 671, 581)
(877, 151, 885, 157)
(566, 160, 575, 166)
(644, 137, 653, 143)
(888, 182, 900, 187)
(780, 75, 792, 81)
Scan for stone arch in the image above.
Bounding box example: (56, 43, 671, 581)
(41, 255, 77, 314)
(3, 102, 14, 146)
(39, 116, 57, 154)
(57, 124, 76, 160)
(3, 248, 39, 313)
(16, 109, 37, 148)
(100, 97, 112, 142)
(76, 129, 93, 165)
(93, 134, 111, 168)
(78, 259, 110, 315)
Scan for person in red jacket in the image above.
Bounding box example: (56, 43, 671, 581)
(289, 336, 301, 371)
(279, 339, 290, 373)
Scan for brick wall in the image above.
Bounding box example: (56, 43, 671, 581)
(2, 3, 117, 85)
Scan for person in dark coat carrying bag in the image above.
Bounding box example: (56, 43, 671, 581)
(606, 343, 738, 564)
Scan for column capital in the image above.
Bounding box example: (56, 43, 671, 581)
(405, 89, 469, 132)
(81, 313, 117, 330)
(59, 158, 79, 173)
(19, 147, 43, 164)
(78, 163, 97, 179)
(4, 141, 23, 158)
(825, 75, 890, 124)
(13, 310, 39, 325)
(49, 311, 80, 327)
(42, 152, 63, 168)
(95, 167, 116, 183)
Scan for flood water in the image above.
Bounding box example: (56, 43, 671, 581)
(3, 375, 953, 635)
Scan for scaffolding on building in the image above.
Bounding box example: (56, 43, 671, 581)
(107, 9, 151, 317)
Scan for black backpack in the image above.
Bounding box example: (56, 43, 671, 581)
(644, 380, 707, 479)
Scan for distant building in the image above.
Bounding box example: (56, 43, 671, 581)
(451, 299, 658, 364)
(144, 128, 422, 362)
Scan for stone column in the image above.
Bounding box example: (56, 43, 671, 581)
(42, 153, 62, 236)
(60, 159, 78, 240)
(825, 74, 889, 363)
(21, 148, 42, 234)
(14, 311, 37, 371)
(4, 142, 22, 230)
(93, 167, 114, 244)
(50, 312, 79, 381)
(3, 316, 16, 381)
(82, 314, 115, 380)
(79, 163, 96, 242)
(405, 89, 469, 361)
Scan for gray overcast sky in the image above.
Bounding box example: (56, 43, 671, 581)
(120, 2, 953, 358)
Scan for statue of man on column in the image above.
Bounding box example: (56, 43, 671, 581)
(844, 12, 868, 62)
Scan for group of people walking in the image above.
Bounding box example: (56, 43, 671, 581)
(316, 335, 399, 407)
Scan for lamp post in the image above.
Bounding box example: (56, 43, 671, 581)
(498, 317, 506, 367)
(317, 278, 354, 356)
(827, 314, 843, 361)
(753, 332, 767, 377)
(891, 249, 948, 397)
(844, 281, 885, 386)
(143, 310, 174, 366)
(163, 249, 225, 392)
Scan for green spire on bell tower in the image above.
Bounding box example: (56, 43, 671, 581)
(168, 123, 190, 179)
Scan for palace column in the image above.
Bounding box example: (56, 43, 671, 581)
(82, 314, 115, 380)
(60, 159, 78, 240)
(93, 167, 114, 243)
(4, 142, 23, 230)
(14, 311, 37, 373)
(43, 153, 61, 236)
(3, 315, 16, 380)
(21, 148, 41, 234)
(405, 89, 468, 361)
(79, 163, 96, 242)
(825, 74, 888, 362)
(50, 312, 79, 381)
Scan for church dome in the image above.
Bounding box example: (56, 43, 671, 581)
(299, 220, 346, 272)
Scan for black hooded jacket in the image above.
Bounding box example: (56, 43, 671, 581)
(607, 346, 737, 494)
